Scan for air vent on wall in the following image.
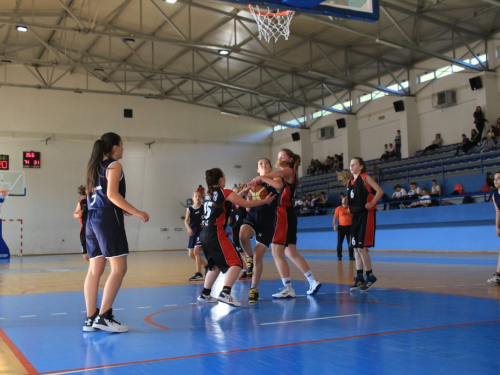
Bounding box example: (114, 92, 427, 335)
(432, 90, 457, 109)
(317, 126, 334, 140)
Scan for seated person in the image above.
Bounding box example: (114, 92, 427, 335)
(295, 195, 304, 210)
(422, 133, 443, 155)
(307, 159, 316, 175)
(299, 200, 311, 216)
(323, 156, 334, 172)
(380, 144, 390, 161)
(388, 184, 407, 209)
(310, 193, 318, 209)
(316, 191, 328, 215)
(387, 143, 395, 157)
(430, 179, 441, 197)
(455, 133, 472, 156)
(479, 133, 496, 152)
(337, 153, 344, 170)
(407, 182, 422, 200)
(408, 188, 432, 208)
(314, 159, 323, 173)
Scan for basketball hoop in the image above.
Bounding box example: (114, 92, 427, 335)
(0, 190, 10, 213)
(249, 4, 295, 43)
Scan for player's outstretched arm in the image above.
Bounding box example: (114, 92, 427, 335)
(228, 191, 275, 208)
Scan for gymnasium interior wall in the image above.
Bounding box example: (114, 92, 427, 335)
(0, 84, 273, 255)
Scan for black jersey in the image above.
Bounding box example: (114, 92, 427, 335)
(247, 182, 278, 227)
(88, 158, 126, 210)
(347, 173, 375, 214)
(79, 198, 88, 226)
(229, 205, 247, 229)
(202, 188, 232, 227)
(494, 190, 500, 210)
(277, 168, 296, 208)
(188, 205, 204, 229)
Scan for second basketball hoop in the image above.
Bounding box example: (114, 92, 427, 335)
(249, 4, 294, 43)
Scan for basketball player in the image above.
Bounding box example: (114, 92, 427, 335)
(184, 191, 207, 281)
(249, 149, 321, 298)
(83, 132, 149, 333)
(487, 172, 500, 285)
(74, 185, 89, 261)
(240, 158, 280, 302)
(197, 168, 275, 307)
(342, 157, 383, 291)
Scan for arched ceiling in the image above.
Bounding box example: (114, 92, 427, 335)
(0, 0, 498, 127)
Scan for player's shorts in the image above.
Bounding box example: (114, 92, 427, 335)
(231, 227, 242, 252)
(187, 226, 202, 249)
(86, 209, 129, 259)
(80, 226, 87, 254)
(200, 225, 244, 274)
(350, 210, 376, 249)
(242, 216, 274, 248)
(272, 206, 297, 247)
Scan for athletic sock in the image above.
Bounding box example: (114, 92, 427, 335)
(304, 270, 316, 283)
(202, 288, 211, 296)
(251, 284, 258, 288)
(366, 270, 373, 276)
(357, 270, 364, 276)
(222, 286, 232, 294)
(282, 277, 291, 286)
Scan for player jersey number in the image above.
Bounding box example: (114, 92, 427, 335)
(202, 201, 212, 225)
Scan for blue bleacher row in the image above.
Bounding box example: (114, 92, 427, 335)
(297, 142, 500, 206)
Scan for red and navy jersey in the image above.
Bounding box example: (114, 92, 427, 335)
(88, 158, 126, 210)
(347, 173, 375, 214)
(188, 205, 204, 229)
(78, 198, 88, 227)
(247, 182, 278, 227)
(277, 168, 296, 208)
(202, 187, 232, 227)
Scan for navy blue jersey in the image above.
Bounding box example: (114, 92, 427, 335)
(247, 182, 278, 227)
(202, 188, 232, 227)
(88, 158, 126, 210)
(229, 205, 247, 229)
(188, 205, 204, 229)
(494, 190, 500, 210)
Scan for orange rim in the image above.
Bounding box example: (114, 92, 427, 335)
(248, 4, 294, 17)
(0, 190, 10, 195)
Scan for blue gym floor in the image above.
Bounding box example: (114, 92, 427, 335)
(1, 268, 499, 375)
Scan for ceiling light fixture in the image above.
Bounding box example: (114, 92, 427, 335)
(165, 0, 177, 3)
(123, 38, 136, 44)
(218, 49, 230, 56)
(220, 111, 240, 117)
(375, 38, 403, 50)
(16, 25, 28, 32)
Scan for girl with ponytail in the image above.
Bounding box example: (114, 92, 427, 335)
(197, 168, 275, 307)
(83, 132, 149, 333)
(248, 149, 321, 299)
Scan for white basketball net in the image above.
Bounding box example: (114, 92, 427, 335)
(249, 5, 295, 43)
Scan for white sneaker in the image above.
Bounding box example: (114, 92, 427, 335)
(92, 309, 128, 333)
(272, 285, 296, 299)
(487, 273, 500, 285)
(217, 292, 241, 307)
(197, 294, 218, 303)
(307, 280, 322, 295)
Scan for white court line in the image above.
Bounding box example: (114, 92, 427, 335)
(434, 286, 446, 288)
(414, 287, 424, 289)
(164, 304, 177, 307)
(189, 303, 197, 305)
(296, 294, 305, 297)
(81, 311, 86, 313)
(0, 318, 4, 320)
(20, 315, 36, 318)
(475, 283, 485, 286)
(114, 308, 124, 311)
(261, 314, 360, 326)
(316, 293, 326, 295)
(137, 306, 151, 309)
(51, 313, 67, 316)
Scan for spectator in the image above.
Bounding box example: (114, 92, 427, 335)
(388, 184, 407, 209)
(323, 156, 334, 172)
(408, 188, 432, 208)
(455, 134, 472, 156)
(421, 133, 443, 155)
(316, 191, 328, 215)
(394, 130, 402, 159)
(337, 153, 344, 170)
(479, 133, 496, 152)
(407, 182, 422, 200)
(333, 197, 354, 261)
(387, 143, 395, 157)
(300, 199, 311, 216)
(307, 159, 316, 175)
(495, 118, 500, 147)
(306, 194, 312, 205)
(430, 179, 441, 197)
(295, 195, 304, 209)
(333, 154, 340, 171)
(380, 144, 390, 161)
(487, 125, 497, 142)
(371, 163, 382, 183)
(483, 172, 496, 202)
(470, 129, 480, 147)
(473, 106, 488, 140)
(314, 159, 323, 173)
(197, 184, 205, 198)
(310, 193, 318, 210)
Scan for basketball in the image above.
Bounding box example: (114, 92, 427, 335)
(248, 185, 269, 201)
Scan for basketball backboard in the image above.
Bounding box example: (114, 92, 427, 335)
(222, 0, 379, 21)
(0, 171, 25, 196)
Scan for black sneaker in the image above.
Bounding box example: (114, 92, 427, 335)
(350, 275, 365, 290)
(246, 256, 254, 276)
(238, 271, 249, 280)
(92, 309, 128, 333)
(248, 287, 259, 303)
(189, 272, 204, 281)
(360, 274, 377, 292)
(83, 308, 99, 332)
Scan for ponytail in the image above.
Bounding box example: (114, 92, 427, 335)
(86, 132, 122, 195)
(279, 148, 301, 189)
(205, 168, 224, 203)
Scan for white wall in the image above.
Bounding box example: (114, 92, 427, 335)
(0, 87, 272, 255)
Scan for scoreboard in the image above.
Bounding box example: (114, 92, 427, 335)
(23, 151, 41, 168)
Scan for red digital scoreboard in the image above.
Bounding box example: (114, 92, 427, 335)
(23, 151, 41, 168)
(0, 154, 9, 170)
